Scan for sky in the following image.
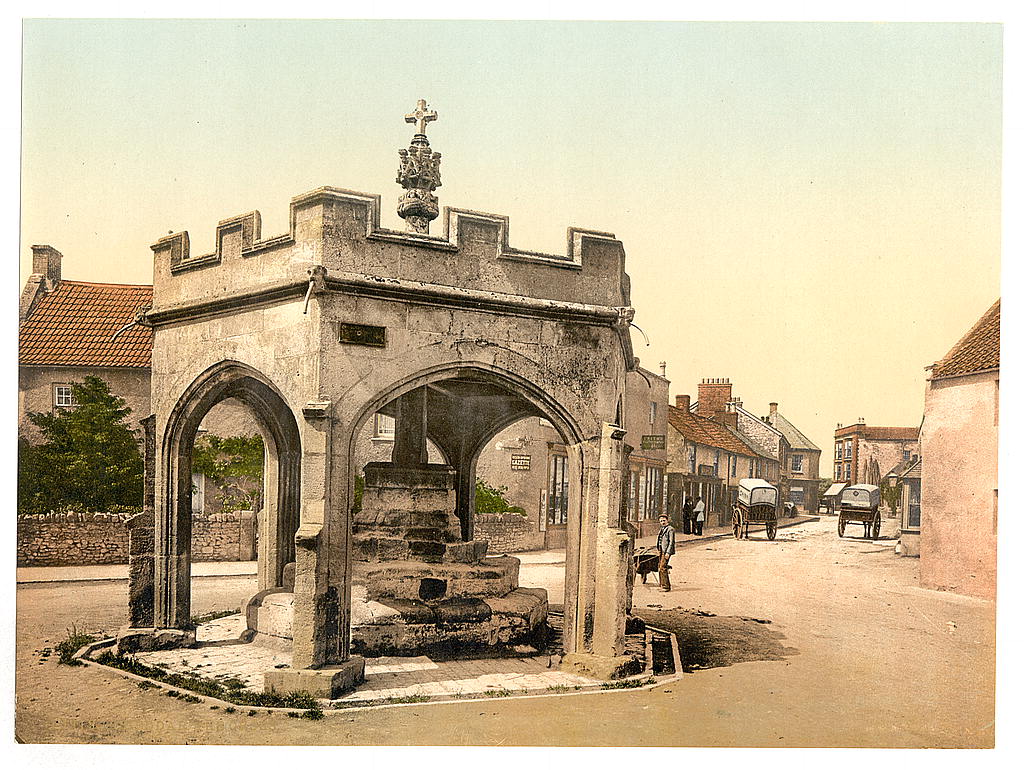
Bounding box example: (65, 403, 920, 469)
(18, 19, 1005, 473)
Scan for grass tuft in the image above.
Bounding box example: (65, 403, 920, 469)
(56, 624, 96, 666)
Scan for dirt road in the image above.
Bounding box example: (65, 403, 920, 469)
(15, 518, 994, 746)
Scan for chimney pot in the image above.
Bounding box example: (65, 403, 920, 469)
(659, 361, 667, 377)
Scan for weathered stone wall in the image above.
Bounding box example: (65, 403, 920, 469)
(475, 512, 546, 553)
(17, 510, 256, 566)
(17, 512, 132, 566)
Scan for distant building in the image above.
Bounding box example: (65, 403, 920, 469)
(666, 393, 765, 528)
(476, 366, 670, 545)
(833, 421, 920, 488)
(688, 378, 819, 512)
(919, 300, 999, 599)
(19, 245, 153, 442)
(766, 402, 822, 514)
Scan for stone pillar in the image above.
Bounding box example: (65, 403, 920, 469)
(265, 403, 364, 698)
(153, 425, 192, 630)
(391, 388, 428, 467)
(126, 511, 155, 627)
(238, 510, 257, 561)
(561, 423, 633, 680)
(127, 414, 157, 627)
(453, 448, 478, 542)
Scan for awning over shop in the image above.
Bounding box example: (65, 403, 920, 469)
(823, 482, 848, 498)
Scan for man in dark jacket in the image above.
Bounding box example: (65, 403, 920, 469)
(657, 514, 675, 592)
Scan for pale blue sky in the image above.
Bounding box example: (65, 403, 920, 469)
(20, 20, 1004, 463)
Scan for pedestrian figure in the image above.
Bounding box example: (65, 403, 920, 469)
(656, 514, 675, 592)
(694, 496, 706, 536)
(681, 495, 693, 535)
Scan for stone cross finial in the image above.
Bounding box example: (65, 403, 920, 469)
(405, 99, 438, 136)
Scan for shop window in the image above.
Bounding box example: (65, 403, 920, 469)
(547, 454, 569, 526)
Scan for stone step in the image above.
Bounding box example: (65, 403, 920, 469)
(350, 588, 549, 657)
(353, 536, 488, 564)
(355, 555, 519, 600)
(353, 510, 457, 530)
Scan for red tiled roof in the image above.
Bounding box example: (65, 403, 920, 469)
(862, 426, 919, 441)
(19, 281, 153, 368)
(667, 405, 757, 457)
(931, 299, 1000, 379)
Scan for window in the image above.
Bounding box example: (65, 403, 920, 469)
(749, 459, 755, 477)
(191, 472, 205, 514)
(844, 462, 851, 481)
(713, 451, 720, 476)
(688, 445, 696, 474)
(835, 442, 843, 460)
(730, 455, 737, 476)
(790, 488, 805, 504)
(628, 470, 640, 521)
(844, 440, 852, 460)
(645, 466, 663, 519)
(791, 455, 803, 473)
(902, 449, 911, 462)
(649, 401, 657, 426)
(53, 384, 75, 408)
(547, 454, 569, 526)
(907, 479, 921, 529)
(373, 413, 395, 439)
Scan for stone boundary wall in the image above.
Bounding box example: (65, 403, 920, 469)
(17, 510, 256, 566)
(476, 512, 545, 553)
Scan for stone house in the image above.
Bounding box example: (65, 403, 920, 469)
(19, 247, 260, 519)
(919, 300, 999, 599)
(833, 421, 920, 487)
(475, 365, 670, 544)
(19, 245, 153, 442)
(665, 394, 762, 528)
(766, 403, 822, 513)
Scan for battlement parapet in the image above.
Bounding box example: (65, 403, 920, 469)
(151, 187, 631, 313)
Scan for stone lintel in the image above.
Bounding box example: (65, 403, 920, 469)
(559, 651, 642, 681)
(263, 657, 365, 699)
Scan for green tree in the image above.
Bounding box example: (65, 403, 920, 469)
(18, 376, 143, 514)
(881, 480, 901, 517)
(474, 478, 525, 514)
(190, 434, 265, 513)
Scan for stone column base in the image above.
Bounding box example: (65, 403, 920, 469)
(114, 626, 197, 656)
(560, 651, 642, 681)
(263, 657, 366, 699)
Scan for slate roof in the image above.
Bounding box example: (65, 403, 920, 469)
(19, 281, 153, 368)
(667, 405, 757, 458)
(931, 299, 1000, 379)
(768, 411, 820, 452)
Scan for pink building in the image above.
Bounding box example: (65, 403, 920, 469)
(919, 300, 999, 599)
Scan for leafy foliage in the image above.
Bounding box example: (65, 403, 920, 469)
(881, 481, 901, 516)
(475, 478, 525, 514)
(19, 376, 143, 515)
(191, 434, 265, 513)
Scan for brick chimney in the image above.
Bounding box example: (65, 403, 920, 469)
(697, 378, 732, 419)
(32, 245, 63, 286)
(675, 394, 691, 411)
(769, 402, 778, 417)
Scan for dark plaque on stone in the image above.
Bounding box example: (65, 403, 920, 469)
(339, 322, 386, 347)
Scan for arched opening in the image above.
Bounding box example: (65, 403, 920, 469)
(157, 362, 301, 629)
(344, 364, 586, 659)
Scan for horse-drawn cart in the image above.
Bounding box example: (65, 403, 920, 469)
(732, 478, 780, 540)
(837, 484, 881, 538)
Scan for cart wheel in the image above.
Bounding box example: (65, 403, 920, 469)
(837, 517, 846, 537)
(766, 521, 777, 541)
(732, 510, 742, 539)
(872, 513, 881, 539)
